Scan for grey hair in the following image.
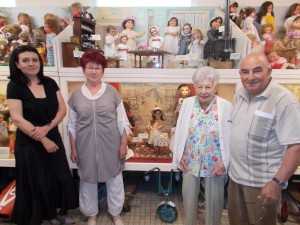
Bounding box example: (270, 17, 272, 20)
(192, 66, 220, 87)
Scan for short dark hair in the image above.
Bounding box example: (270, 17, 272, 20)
(8, 45, 44, 85)
(80, 50, 106, 70)
(210, 17, 223, 28)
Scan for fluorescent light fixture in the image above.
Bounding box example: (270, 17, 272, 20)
(97, 0, 191, 7)
(0, 0, 15, 7)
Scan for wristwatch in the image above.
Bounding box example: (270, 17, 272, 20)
(272, 177, 288, 189)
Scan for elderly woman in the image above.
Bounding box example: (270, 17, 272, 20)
(172, 66, 232, 225)
(68, 50, 130, 225)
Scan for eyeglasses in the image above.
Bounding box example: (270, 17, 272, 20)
(85, 66, 102, 72)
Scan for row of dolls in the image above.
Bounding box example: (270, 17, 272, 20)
(103, 15, 225, 68)
(0, 1, 84, 64)
(228, 1, 300, 68)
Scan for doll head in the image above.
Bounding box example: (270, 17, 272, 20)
(44, 13, 56, 23)
(258, 1, 274, 16)
(285, 3, 300, 19)
(18, 13, 32, 30)
(71, 1, 82, 17)
(192, 28, 203, 40)
(119, 34, 128, 44)
(182, 23, 192, 35)
(267, 51, 280, 63)
(291, 16, 300, 30)
(229, 1, 239, 13)
(107, 25, 116, 36)
(210, 17, 223, 29)
(245, 7, 256, 18)
(18, 31, 29, 42)
(121, 16, 136, 30)
(44, 18, 59, 35)
(167, 17, 178, 27)
(177, 84, 192, 98)
(261, 23, 274, 35)
(60, 17, 70, 30)
(151, 107, 164, 121)
(149, 26, 159, 37)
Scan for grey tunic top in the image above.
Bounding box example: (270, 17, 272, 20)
(68, 84, 124, 183)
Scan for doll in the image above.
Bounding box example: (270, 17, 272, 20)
(116, 34, 131, 67)
(32, 28, 47, 64)
(188, 28, 205, 66)
(235, 8, 246, 29)
(284, 3, 300, 33)
(44, 18, 59, 66)
(2, 24, 22, 62)
(283, 15, 300, 67)
(149, 26, 164, 50)
(146, 107, 165, 146)
(17, 31, 31, 46)
(163, 17, 180, 55)
(119, 16, 145, 50)
(206, 17, 223, 44)
(246, 34, 262, 52)
(71, 1, 82, 18)
(267, 51, 296, 69)
(0, 113, 8, 138)
(261, 23, 274, 41)
(256, 1, 276, 32)
(17, 13, 31, 34)
(59, 17, 70, 31)
(229, 1, 239, 23)
(242, 7, 261, 42)
(204, 17, 223, 59)
(103, 25, 119, 58)
(174, 84, 192, 120)
(178, 23, 192, 55)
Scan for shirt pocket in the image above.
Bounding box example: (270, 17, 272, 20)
(248, 111, 274, 140)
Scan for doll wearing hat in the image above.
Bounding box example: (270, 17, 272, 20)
(146, 107, 165, 145)
(119, 16, 145, 50)
(229, 1, 239, 23)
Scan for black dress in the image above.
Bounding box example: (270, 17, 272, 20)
(7, 77, 78, 225)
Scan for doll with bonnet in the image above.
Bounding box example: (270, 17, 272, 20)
(146, 107, 165, 146)
(283, 15, 300, 67)
(149, 26, 164, 50)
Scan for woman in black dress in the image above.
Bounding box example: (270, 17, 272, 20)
(6, 45, 78, 225)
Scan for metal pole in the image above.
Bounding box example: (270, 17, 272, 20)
(224, 0, 230, 38)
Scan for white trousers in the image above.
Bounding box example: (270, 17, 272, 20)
(182, 172, 226, 225)
(79, 172, 125, 217)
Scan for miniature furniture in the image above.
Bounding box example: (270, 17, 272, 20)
(128, 50, 170, 68)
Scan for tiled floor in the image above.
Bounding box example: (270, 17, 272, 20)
(1, 171, 300, 225)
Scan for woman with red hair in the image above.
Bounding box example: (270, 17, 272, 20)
(68, 50, 130, 225)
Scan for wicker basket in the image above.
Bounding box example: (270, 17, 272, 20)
(208, 59, 233, 69)
(278, 48, 297, 58)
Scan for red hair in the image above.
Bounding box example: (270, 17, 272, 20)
(80, 50, 106, 70)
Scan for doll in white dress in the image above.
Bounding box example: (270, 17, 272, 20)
(116, 34, 131, 68)
(163, 17, 180, 68)
(119, 16, 145, 67)
(149, 26, 164, 62)
(188, 28, 205, 67)
(103, 25, 118, 58)
(163, 17, 180, 55)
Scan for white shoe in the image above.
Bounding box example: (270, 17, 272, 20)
(114, 218, 125, 225)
